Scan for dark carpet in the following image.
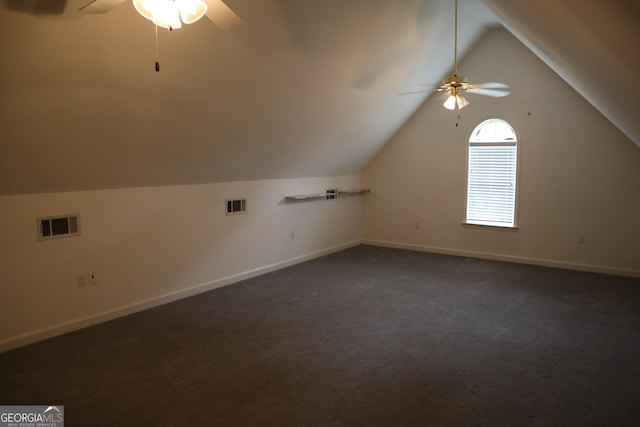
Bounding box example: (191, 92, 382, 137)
(1, 245, 639, 426)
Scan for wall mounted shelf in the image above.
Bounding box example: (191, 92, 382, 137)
(338, 188, 371, 197)
(285, 188, 370, 202)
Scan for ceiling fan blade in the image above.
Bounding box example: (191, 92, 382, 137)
(468, 87, 511, 97)
(398, 82, 449, 96)
(398, 89, 431, 96)
(204, 0, 242, 29)
(79, 0, 126, 14)
(468, 82, 510, 90)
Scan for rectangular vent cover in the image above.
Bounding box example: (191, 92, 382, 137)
(325, 189, 337, 200)
(38, 214, 80, 241)
(226, 198, 247, 215)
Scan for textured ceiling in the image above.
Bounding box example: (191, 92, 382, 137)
(0, 0, 637, 195)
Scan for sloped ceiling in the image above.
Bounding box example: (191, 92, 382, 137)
(0, 0, 637, 195)
(485, 0, 640, 151)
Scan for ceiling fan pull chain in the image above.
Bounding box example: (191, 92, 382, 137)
(155, 24, 160, 72)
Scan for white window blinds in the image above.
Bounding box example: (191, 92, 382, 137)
(466, 119, 518, 228)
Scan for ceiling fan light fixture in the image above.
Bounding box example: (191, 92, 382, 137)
(457, 94, 469, 109)
(151, 0, 182, 30)
(443, 89, 469, 111)
(133, 0, 206, 29)
(443, 94, 457, 110)
(132, 0, 156, 21)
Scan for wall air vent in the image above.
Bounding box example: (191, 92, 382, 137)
(226, 198, 247, 215)
(325, 189, 337, 200)
(37, 214, 81, 241)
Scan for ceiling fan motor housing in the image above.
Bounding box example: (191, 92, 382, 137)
(442, 74, 469, 90)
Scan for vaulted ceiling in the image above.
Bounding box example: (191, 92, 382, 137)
(0, 0, 638, 195)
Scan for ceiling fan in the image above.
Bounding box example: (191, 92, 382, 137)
(401, 0, 510, 111)
(80, 0, 241, 71)
(79, 0, 242, 30)
(439, 0, 510, 111)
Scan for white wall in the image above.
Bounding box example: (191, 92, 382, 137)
(4, 28, 640, 353)
(0, 176, 365, 351)
(363, 29, 640, 277)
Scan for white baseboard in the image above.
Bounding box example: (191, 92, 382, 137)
(362, 239, 640, 278)
(4, 238, 636, 353)
(0, 240, 360, 353)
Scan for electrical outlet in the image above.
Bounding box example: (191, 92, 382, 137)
(88, 271, 98, 285)
(290, 231, 295, 240)
(77, 273, 88, 288)
(577, 234, 586, 245)
(414, 220, 420, 230)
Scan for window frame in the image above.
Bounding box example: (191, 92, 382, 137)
(463, 118, 520, 229)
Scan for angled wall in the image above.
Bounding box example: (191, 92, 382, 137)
(3, 27, 639, 353)
(0, 176, 365, 351)
(363, 29, 640, 276)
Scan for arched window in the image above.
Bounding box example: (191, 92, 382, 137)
(465, 118, 518, 228)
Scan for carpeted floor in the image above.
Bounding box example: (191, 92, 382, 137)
(1, 245, 639, 426)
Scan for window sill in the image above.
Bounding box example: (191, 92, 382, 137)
(462, 222, 518, 231)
